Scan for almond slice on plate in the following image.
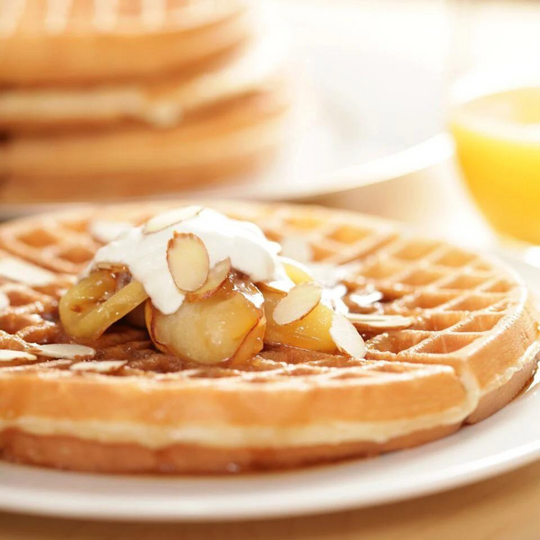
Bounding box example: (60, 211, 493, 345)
(31, 343, 96, 360)
(187, 258, 231, 301)
(143, 206, 203, 234)
(0, 256, 56, 287)
(0, 350, 37, 362)
(347, 313, 414, 330)
(70, 360, 127, 373)
(330, 313, 367, 359)
(273, 282, 323, 326)
(167, 233, 210, 293)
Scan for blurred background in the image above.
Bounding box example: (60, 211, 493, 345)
(0, 0, 539, 259)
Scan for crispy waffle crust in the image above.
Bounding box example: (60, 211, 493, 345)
(0, 32, 285, 134)
(0, 87, 290, 202)
(0, 201, 537, 474)
(0, 0, 250, 85)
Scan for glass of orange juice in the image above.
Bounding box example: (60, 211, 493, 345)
(448, 0, 540, 247)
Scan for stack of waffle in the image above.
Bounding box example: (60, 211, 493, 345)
(0, 0, 289, 203)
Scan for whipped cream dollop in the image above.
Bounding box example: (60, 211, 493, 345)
(88, 207, 292, 315)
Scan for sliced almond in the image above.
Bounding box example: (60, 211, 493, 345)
(329, 296, 350, 315)
(186, 258, 231, 301)
(70, 360, 127, 373)
(143, 206, 203, 235)
(323, 284, 349, 314)
(347, 313, 414, 331)
(89, 220, 133, 244)
(167, 232, 209, 293)
(349, 290, 384, 308)
(0, 350, 37, 362)
(31, 343, 96, 360)
(330, 313, 367, 359)
(272, 282, 323, 326)
(0, 257, 56, 287)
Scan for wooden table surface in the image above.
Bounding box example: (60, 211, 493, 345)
(0, 458, 538, 540)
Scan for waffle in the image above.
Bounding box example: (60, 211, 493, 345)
(0, 85, 290, 202)
(0, 1, 290, 202)
(0, 201, 537, 474)
(0, 33, 285, 133)
(0, 0, 250, 85)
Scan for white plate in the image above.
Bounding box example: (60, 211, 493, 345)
(0, 258, 538, 522)
(195, 5, 450, 200)
(194, 0, 451, 200)
(0, 373, 538, 522)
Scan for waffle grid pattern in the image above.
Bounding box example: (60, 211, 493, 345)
(0, 204, 526, 387)
(0, 0, 239, 37)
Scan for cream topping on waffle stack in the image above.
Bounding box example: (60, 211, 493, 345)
(0, 203, 536, 473)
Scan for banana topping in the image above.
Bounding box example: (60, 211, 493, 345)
(60, 207, 372, 365)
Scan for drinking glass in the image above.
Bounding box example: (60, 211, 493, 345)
(447, 0, 540, 248)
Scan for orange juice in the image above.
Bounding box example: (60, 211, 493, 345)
(450, 86, 540, 244)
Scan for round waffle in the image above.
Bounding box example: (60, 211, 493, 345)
(0, 202, 537, 474)
(0, 85, 289, 202)
(0, 0, 250, 85)
(0, 35, 284, 133)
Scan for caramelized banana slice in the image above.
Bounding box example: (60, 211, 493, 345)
(125, 303, 147, 328)
(146, 279, 266, 365)
(59, 270, 148, 339)
(263, 289, 337, 353)
(261, 258, 339, 353)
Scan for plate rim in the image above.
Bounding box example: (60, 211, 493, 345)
(0, 251, 538, 523)
(0, 134, 453, 220)
(0, 380, 538, 522)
